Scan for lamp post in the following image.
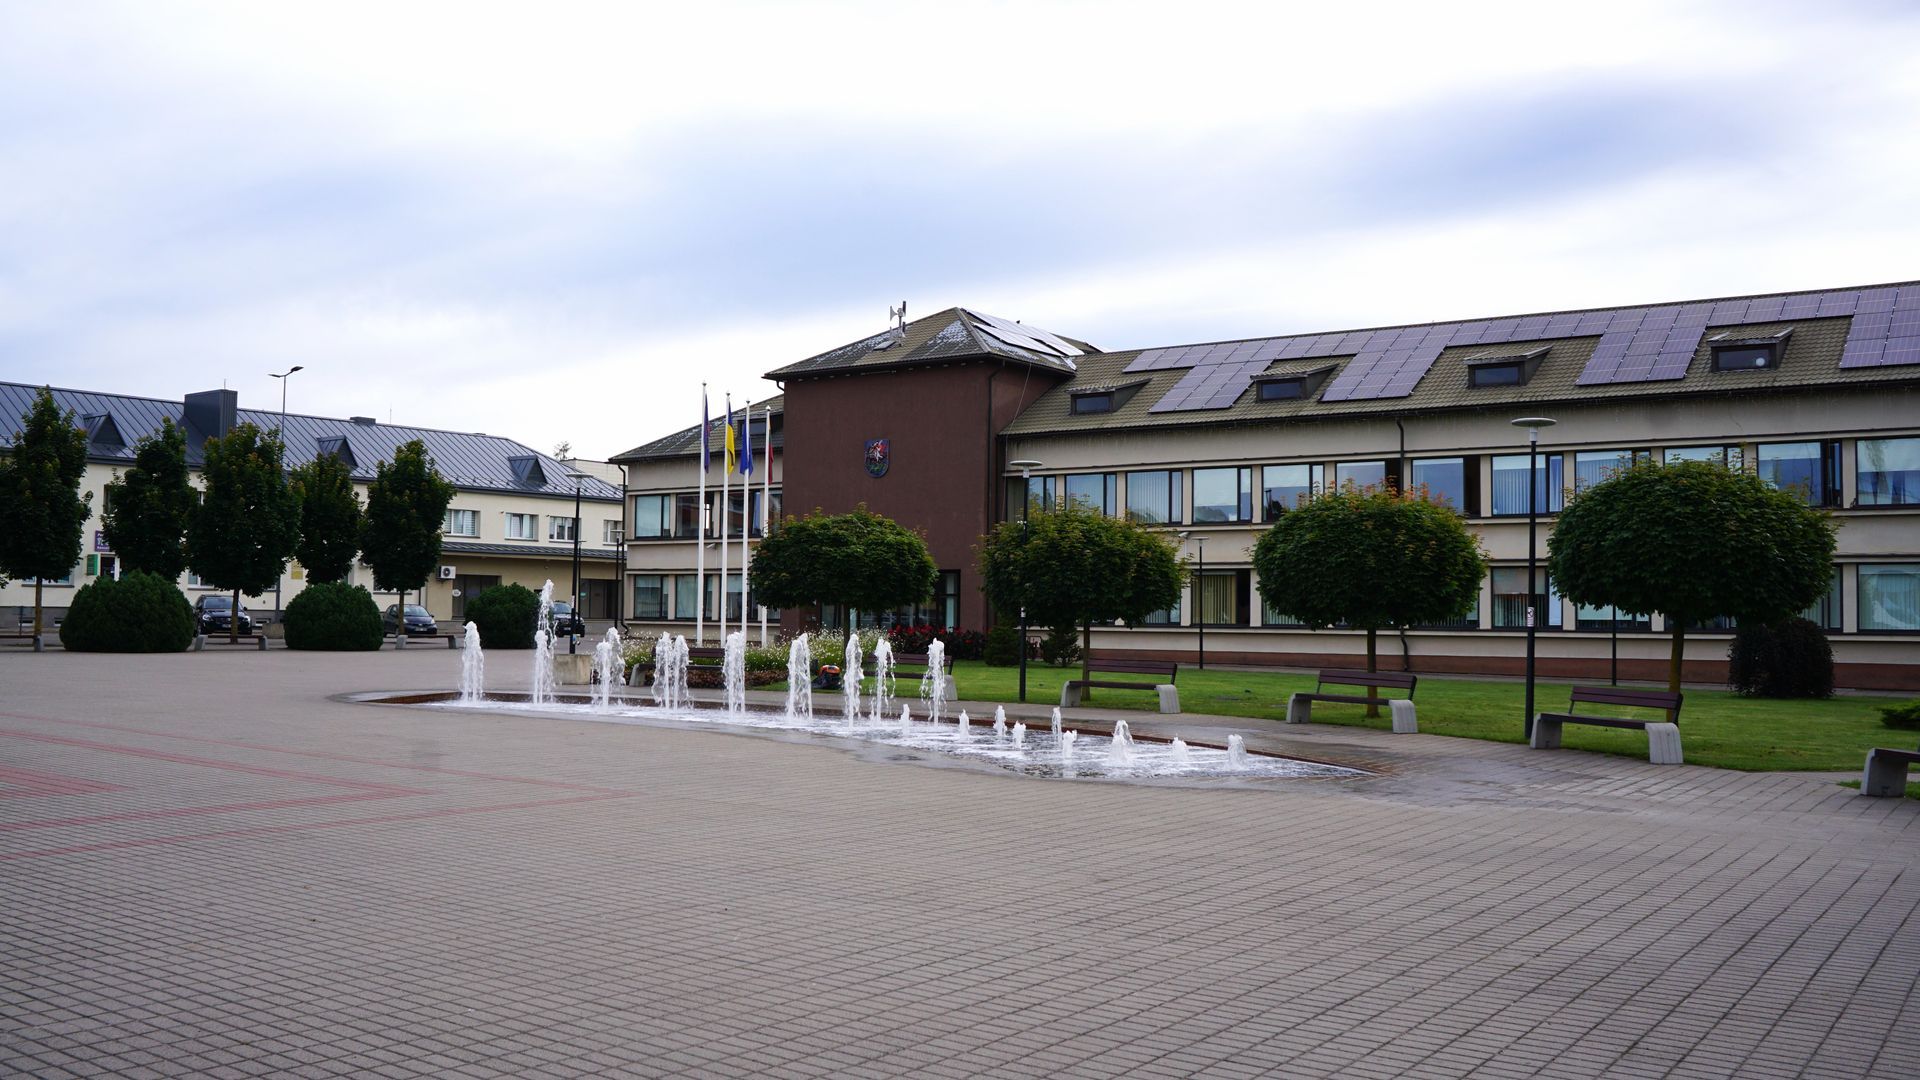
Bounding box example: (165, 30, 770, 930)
(268, 365, 303, 625)
(1195, 534, 1208, 670)
(1512, 417, 1557, 738)
(1009, 458, 1044, 703)
(566, 471, 589, 655)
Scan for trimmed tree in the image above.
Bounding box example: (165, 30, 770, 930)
(977, 504, 1186, 692)
(751, 505, 938, 624)
(186, 423, 300, 642)
(0, 388, 93, 637)
(1549, 459, 1836, 692)
(1252, 488, 1486, 713)
(102, 417, 195, 580)
(290, 452, 363, 584)
(359, 439, 455, 620)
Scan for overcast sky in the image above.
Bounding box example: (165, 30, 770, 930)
(4, 1, 1918, 459)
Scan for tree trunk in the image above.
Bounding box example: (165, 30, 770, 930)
(1365, 627, 1380, 719)
(33, 579, 44, 637)
(1081, 620, 1093, 702)
(230, 587, 241, 644)
(1668, 624, 1686, 694)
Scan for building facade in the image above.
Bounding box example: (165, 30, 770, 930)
(622, 284, 1920, 690)
(0, 384, 624, 628)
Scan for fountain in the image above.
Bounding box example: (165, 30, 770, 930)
(458, 622, 484, 703)
(843, 633, 863, 727)
(1170, 738, 1192, 767)
(1228, 734, 1251, 770)
(723, 632, 747, 715)
(1060, 729, 1077, 762)
(1051, 707, 1062, 739)
(992, 706, 1007, 738)
(591, 627, 622, 709)
(1108, 719, 1135, 765)
(918, 639, 948, 723)
(1011, 722, 1027, 748)
(530, 580, 557, 707)
(651, 633, 691, 711)
(784, 633, 813, 723)
(869, 639, 895, 723)
(899, 703, 911, 734)
(956, 709, 970, 740)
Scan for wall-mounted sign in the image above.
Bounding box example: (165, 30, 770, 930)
(93, 530, 110, 553)
(864, 438, 891, 478)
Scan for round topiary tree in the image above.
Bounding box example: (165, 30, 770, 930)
(466, 583, 540, 649)
(282, 582, 385, 651)
(1728, 617, 1834, 699)
(751, 504, 939, 623)
(58, 571, 195, 652)
(1549, 460, 1836, 692)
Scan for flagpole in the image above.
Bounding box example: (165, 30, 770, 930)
(740, 399, 752, 651)
(696, 384, 708, 646)
(761, 403, 772, 647)
(719, 396, 730, 646)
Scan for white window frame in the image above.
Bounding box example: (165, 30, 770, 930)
(504, 513, 537, 540)
(444, 508, 479, 537)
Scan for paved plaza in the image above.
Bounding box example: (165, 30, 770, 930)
(3, 648, 1918, 1079)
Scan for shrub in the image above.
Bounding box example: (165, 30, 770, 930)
(282, 582, 384, 651)
(1039, 623, 1082, 668)
(58, 571, 195, 652)
(885, 625, 987, 660)
(466, 583, 540, 649)
(1727, 617, 1834, 699)
(1880, 701, 1920, 732)
(983, 620, 1021, 667)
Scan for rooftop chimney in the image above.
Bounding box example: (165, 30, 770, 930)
(183, 389, 238, 442)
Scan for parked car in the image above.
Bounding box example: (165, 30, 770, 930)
(382, 604, 439, 636)
(550, 602, 586, 637)
(193, 594, 254, 635)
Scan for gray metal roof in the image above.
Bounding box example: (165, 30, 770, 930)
(611, 395, 785, 464)
(0, 382, 623, 502)
(764, 308, 1096, 380)
(440, 540, 620, 561)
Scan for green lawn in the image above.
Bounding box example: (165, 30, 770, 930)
(794, 660, 1912, 773)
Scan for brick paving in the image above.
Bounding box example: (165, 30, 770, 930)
(2, 648, 1917, 1079)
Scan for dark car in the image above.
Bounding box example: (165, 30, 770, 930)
(550, 602, 585, 637)
(382, 604, 439, 636)
(193, 594, 254, 635)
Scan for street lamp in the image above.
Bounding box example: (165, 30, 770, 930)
(268, 365, 303, 624)
(1511, 416, 1557, 738)
(1195, 533, 1208, 670)
(1009, 458, 1044, 703)
(566, 470, 590, 655)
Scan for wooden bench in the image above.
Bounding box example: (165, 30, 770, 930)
(1861, 744, 1920, 797)
(626, 645, 727, 686)
(388, 631, 462, 649)
(1530, 686, 1684, 764)
(193, 633, 269, 651)
(1286, 669, 1419, 733)
(884, 651, 959, 701)
(1061, 659, 1180, 714)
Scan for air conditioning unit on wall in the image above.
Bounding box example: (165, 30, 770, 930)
(438, 565, 457, 580)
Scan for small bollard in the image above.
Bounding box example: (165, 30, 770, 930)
(194, 634, 207, 652)
(33, 634, 45, 653)
(395, 634, 408, 650)
(256, 635, 268, 651)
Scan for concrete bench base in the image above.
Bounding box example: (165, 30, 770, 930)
(1861, 748, 1920, 797)
(1286, 693, 1418, 733)
(1532, 715, 1683, 764)
(1061, 681, 1180, 713)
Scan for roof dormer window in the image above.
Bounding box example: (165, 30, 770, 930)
(1072, 392, 1114, 414)
(1709, 328, 1790, 371)
(1067, 378, 1148, 416)
(1465, 346, 1549, 388)
(1250, 364, 1334, 403)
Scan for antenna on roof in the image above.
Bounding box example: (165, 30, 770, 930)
(889, 301, 907, 343)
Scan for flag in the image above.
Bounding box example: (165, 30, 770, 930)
(740, 400, 754, 475)
(724, 395, 737, 473)
(700, 387, 711, 472)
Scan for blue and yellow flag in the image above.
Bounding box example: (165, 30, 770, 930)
(724, 396, 737, 473)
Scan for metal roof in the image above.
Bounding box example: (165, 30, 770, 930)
(764, 308, 1096, 380)
(611, 395, 785, 464)
(440, 540, 620, 562)
(0, 382, 622, 502)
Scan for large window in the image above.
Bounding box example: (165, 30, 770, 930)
(1261, 463, 1321, 518)
(1572, 449, 1647, 494)
(1139, 598, 1181, 625)
(1859, 564, 1920, 631)
(674, 493, 702, 538)
(443, 509, 478, 537)
(548, 516, 575, 542)
(505, 513, 537, 540)
(1491, 567, 1560, 629)
(1490, 454, 1563, 516)
(674, 574, 701, 620)
(1064, 473, 1118, 516)
(1192, 467, 1253, 524)
(1755, 442, 1839, 507)
(1125, 470, 1182, 525)
(1007, 475, 1058, 520)
(632, 575, 669, 619)
(603, 520, 623, 544)
(632, 495, 672, 539)
(822, 570, 962, 630)
(1333, 460, 1387, 491)
(1194, 570, 1250, 626)
(1857, 437, 1920, 506)
(1409, 457, 1469, 512)
(1575, 602, 1649, 632)
(1802, 567, 1843, 631)
(705, 572, 745, 622)
(1665, 445, 1743, 469)
(748, 489, 782, 537)
(1413, 594, 1480, 630)
(704, 492, 746, 538)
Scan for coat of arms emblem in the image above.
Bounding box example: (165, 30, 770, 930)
(864, 438, 891, 478)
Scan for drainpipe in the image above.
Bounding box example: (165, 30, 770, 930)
(984, 363, 1003, 630)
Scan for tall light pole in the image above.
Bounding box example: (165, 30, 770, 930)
(1195, 534, 1208, 670)
(268, 365, 303, 624)
(566, 471, 588, 655)
(1512, 417, 1557, 738)
(1009, 459, 1044, 703)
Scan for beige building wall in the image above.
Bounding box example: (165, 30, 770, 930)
(619, 450, 783, 644)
